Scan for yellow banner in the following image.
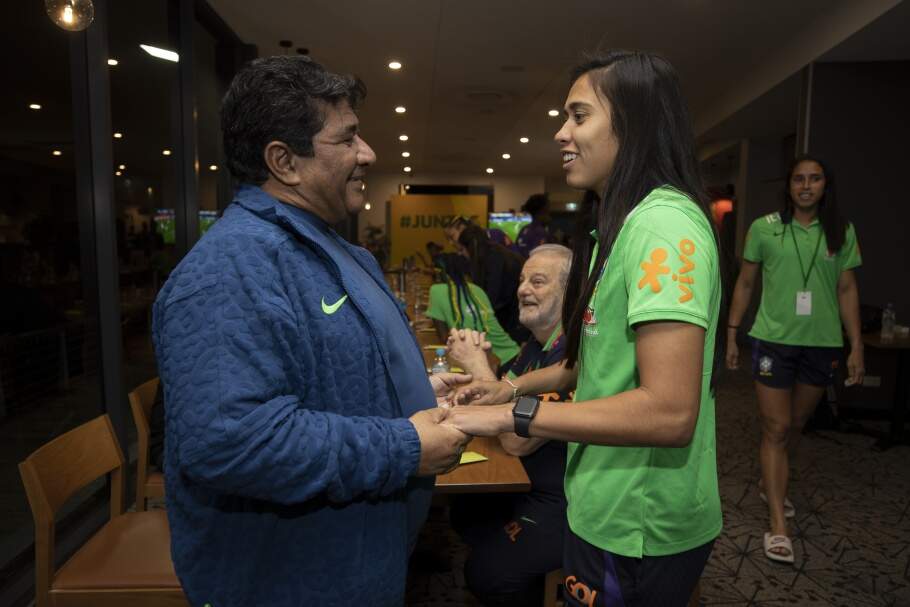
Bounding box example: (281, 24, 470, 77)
(389, 194, 488, 267)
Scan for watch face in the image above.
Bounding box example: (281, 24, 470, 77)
(514, 396, 539, 417)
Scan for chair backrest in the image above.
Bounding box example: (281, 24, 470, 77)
(19, 414, 126, 602)
(128, 376, 160, 438)
(19, 414, 125, 520)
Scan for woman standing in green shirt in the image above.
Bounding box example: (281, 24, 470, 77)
(445, 50, 723, 606)
(426, 253, 521, 365)
(726, 155, 864, 564)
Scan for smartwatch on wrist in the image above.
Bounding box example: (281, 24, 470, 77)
(512, 395, 540, 438)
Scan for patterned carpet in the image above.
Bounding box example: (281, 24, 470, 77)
(406, 362, 910, 606)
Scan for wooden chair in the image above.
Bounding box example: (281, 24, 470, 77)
(19, 414, 187, 607)
(543, 568, 564, 607)
(129, 377, 165, 511)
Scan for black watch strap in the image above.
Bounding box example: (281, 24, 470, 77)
(512, 395, 540, 438)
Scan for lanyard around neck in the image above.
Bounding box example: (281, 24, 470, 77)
(789, 223, 823, 289)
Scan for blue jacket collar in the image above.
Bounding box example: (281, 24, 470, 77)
(234, 184, 334, 240)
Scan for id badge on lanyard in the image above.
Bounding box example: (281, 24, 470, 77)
(796, 291, 812, 316)
(790, 225, 822, 318)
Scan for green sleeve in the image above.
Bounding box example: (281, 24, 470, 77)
(838, 223, 862, 272)
(742, 219, 763, 263)
(425, 284, 452, 325)
(623, 210, 715, 330)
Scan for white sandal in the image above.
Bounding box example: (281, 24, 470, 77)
(764, 532, 795, 564)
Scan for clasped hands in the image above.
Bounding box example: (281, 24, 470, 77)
(409, 366, 518, 476)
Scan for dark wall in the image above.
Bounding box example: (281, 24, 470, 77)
(810, 61, 910, 320)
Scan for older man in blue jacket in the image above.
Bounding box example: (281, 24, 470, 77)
(152, 56, 471, 606)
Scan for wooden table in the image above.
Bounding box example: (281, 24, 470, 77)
(407, 284, 530, 493)
(861, 333, 910, 449)
(435, 436, 531, 494)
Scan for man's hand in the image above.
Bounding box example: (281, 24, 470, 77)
(452, 379, 515, 405)
(409, 408, 472, 475)
(446, 329, 496, 380)
(429, 372, 473, 406)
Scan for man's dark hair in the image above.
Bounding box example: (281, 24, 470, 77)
(221, 55, 366, 185)
(521, 193, 549, 217)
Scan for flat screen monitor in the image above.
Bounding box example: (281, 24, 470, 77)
(154, 209, 176, 245)
(488, 212, 531, 242)
(153, 209, 220, 243)
(199, 210, 218, 236)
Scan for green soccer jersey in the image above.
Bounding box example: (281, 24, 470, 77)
(567, 186, 722, 558)
(426, 282, 520, 363)
(744, 212, 861, 347)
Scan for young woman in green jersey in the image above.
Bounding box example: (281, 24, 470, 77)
(726, 155, 864, 564)
(444, 51, 723, 606)
(426, 253, 521, 365)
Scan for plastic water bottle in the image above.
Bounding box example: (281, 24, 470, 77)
(431, 348, 450, 374)
(881, 303, 896, 342)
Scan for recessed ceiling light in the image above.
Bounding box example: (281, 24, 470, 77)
(485, 167, 494, 174)
(209, 164, 218, 171)
(502, 153, 511, 160)
(403, 166, 412, 173)
(388, 61, 402, 70)
(399, 134, 409, 141)
(401, 151, 410, 158)
(140, 44, 179, 63)
(118, 164, 126, 170)
(113, 132, 123, 139)
(519, 137, 529, 143)
(115, 170, 122, 176)
(29, 103, 42, 110)
(107, 58, 118, 66)
(364, 202, 372, 210)
(394, 106, 406, 114)
(162, 149, 172, 156)
(548, 109, 560, 117)
(52, 150, 62, 156)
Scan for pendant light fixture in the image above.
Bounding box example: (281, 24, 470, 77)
(46, 0, 94, 32)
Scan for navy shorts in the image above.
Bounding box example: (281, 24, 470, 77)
(751, 338, 841, 389)
(562, 527, 713, 607)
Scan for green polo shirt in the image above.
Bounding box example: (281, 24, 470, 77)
(426, 282, 520, 363)
(566, 186, 722, 558)
(744, 213, 861, 347)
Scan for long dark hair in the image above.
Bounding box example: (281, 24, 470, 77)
(457, 224, 492, 286)
(433, 253, 489, 332)
(781, 154, 847, 253)
(561, 51, 719, 371)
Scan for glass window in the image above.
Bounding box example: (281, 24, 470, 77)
(0, 3, 102, 567)
(195, 19, 232, 222)
(108, 0, 178, 393)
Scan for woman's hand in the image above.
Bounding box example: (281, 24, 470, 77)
(452, 379, 515, 405)
(444, 403, 514, 437)
(845, 347, 865, 387)
(725, 334, 740, 370)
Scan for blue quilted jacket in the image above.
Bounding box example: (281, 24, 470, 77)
(152, 185, 435, 606)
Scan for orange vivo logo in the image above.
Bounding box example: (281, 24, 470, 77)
(564, 575, 598, 607)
